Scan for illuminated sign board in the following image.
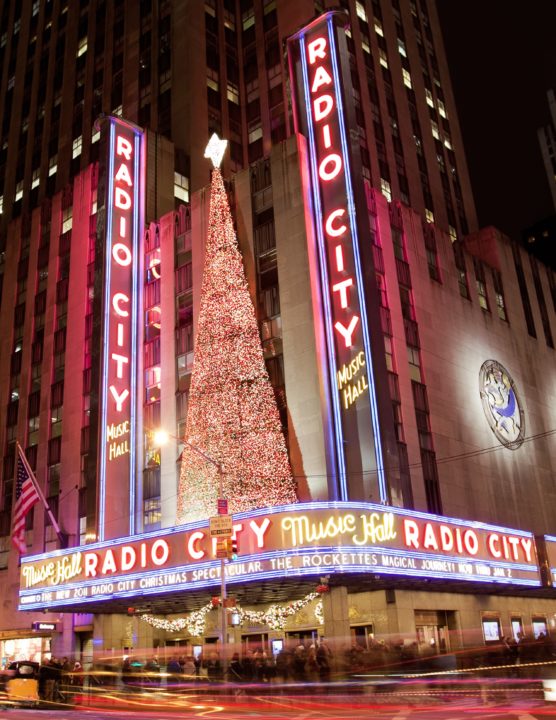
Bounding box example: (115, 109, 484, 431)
(18, 502, 541, 611)
(287, 13, 386, 502)
(542, 535, 556, 584)
(99, 117, 144, 540)
(32, 622, 57, 632)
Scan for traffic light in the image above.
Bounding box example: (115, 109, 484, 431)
(230, 537, 239, 561)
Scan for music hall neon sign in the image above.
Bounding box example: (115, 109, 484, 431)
(18, 502, 542, 611)
(288, 13, 386, 502)
(99, 117, 144, 540)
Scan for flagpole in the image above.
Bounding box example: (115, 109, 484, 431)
(16, 441, 66, 547)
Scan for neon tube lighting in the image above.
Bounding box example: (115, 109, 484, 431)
(300, 34, 348, 500)
(328, 16, 387, 503)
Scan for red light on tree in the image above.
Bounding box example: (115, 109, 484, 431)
(176, 166, 297, 522)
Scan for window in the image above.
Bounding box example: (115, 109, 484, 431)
(48, 155, 57, 176)
(355, 1, 367, 21)
(77, 37, 87, 57)
(492, 269, 508, 322)
(380, 178, 392, 201)
(474, 259, 489, 311)
(532, 617, 548, 640)
(482, 617, 501, 643)
(407, 346, 421, 382)
(249, 125, 263, 144)
(144, 497, 161, 528)
(62, 206, 72, 233)
(174, 172, 189, 203)
(72, 135, 82, 159)
(384, 336, 394, 372)
(402, 69, 412, 89)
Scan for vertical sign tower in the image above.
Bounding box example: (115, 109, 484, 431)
(288, 12, 403, 505)
(92, 117, 145, 541)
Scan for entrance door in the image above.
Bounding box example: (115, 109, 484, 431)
(285, 629, 318, 651)
(415, 610, 458, 653)
(241, 633, 267, 655)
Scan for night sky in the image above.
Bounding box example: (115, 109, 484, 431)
(437, 1, 556, 243)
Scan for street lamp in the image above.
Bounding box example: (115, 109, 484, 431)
(154, 429, 229, 674)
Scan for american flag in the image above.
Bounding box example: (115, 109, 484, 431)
(11, 445, 40, 554)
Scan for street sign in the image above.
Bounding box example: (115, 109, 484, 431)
(215, 538, 229, 559)
(32, 622, 57, 632)
(217, 498, 228, 515)
(210, 515, 233, 537)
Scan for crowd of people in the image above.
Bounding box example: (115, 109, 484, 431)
(38, 657, 84, 702)
(5, 631, 552, 703)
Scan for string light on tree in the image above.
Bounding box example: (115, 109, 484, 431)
(176, 135, 297, 523)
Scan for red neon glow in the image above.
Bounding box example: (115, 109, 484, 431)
(250, 517, 272, 547)
(311, 65, 332, 93)
(334, 316, 359, 347)
(325, 209, 347, 237)
(113, 243, 132, 266)
(488, 533, 532, 562)
(121, 546, 137, 571)
(116, 135, 132, 160)
(313, 94, 334, 122)
(335, 245, 345, 272)
(332, 278, 354, 309)
(115, 187, 132, 210)
(111, 353, 129, 379)
(112, 293, 129, 316)
(152, 539, 170, 566)
(318, 153, 342, 181)
(109, 386, 129, 412)
(307, 36, 327, 64)
(84, 553, 99, 578)
(188, 532, 206, 560)
(114, 163, 132, 186)
(403, 519, 479, 556)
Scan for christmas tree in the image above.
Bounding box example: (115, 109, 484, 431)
(176, 135, 297, 523)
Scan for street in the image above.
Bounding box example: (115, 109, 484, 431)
(1, 687, 556, 719)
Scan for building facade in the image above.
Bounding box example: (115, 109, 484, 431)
(0, 0, 555, 667)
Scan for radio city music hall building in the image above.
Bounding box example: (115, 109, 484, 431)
(0, 2, 555, 664)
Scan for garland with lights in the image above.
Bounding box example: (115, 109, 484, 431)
(139, 591, 324, 636)
(176, 156, 297, 523)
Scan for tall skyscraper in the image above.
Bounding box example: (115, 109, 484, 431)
(538, 89, 556, 211)
(0, 1, 554, 668)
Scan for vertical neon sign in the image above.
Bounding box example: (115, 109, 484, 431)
(99, 117, 144, 541)
(288, 13, 387, 504)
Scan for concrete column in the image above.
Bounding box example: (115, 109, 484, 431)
(322, 586, 350, 659)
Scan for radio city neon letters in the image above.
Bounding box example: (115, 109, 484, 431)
(307, 35, 362, 351)
(108, 135, 135, 414)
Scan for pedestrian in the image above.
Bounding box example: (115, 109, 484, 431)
(317, 639, 332, 682)
(206, 651, 222, 682)
(293, 642, 307, 681)
(145, 656, 161, 687)
(228, 653, 243, 684)
(166, 656, 182, 688)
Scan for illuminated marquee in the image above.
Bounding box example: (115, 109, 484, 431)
(99, 117, 144, 540)
(288, 13, 386, 502)
(19, 502, 542, 611)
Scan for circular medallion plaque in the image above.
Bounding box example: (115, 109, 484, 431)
(479, 360, 525, 450)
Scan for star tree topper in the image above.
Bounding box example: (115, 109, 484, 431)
(204, 133, 228, 169)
